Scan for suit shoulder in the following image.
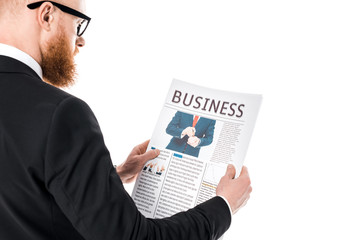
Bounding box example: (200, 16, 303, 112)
(5, 72, 92, 120)
(55, 95, 92, 116)
(22, 74, 91, 112)
(50, 95, 98, 131)
(3, 71, 74, 104)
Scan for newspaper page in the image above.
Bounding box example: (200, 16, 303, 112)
(131, 79, 262, 220)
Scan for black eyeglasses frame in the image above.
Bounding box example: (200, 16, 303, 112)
(27, 1, 91, 37)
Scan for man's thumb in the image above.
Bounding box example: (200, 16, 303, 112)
(225, 164, 236, 179)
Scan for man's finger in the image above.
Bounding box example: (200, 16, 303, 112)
(224, 164, 236, 179)
(137, 140, 150, 153)
(239, 166, 249, 177)
(139, 149, 160, 162)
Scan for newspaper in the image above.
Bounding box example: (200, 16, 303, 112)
(131, 79, 262, 220)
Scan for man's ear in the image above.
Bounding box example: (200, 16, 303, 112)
(37, 2, 56, 32)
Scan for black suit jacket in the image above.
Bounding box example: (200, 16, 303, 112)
(0, 55, 231, 240)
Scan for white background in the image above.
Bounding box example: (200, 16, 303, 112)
(67, 0, 360, 239)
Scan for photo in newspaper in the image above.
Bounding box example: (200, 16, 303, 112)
(131, 79, 262, 220)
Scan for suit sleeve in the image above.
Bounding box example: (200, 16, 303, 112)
(44, 97, 231, 240)
(197, 120, 215, 148)
(165, 111, 185, 138)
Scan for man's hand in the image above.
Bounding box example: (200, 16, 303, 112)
(216, 165, 252, 214)
(187, 136, 200, 147)
(116, 140, 160, 183)
(181, 126, 195, 138)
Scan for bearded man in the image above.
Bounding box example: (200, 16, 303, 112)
(0, 1, 252, 239)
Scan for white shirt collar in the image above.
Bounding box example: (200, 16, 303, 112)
(0, 43, 43, 79)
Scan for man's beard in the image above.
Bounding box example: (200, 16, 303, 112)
(40, 32, 78, 88)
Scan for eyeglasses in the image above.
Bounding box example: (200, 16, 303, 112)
(27, 1, 91, 37)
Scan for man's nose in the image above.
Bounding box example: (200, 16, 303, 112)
(76, 36, 85, 48)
